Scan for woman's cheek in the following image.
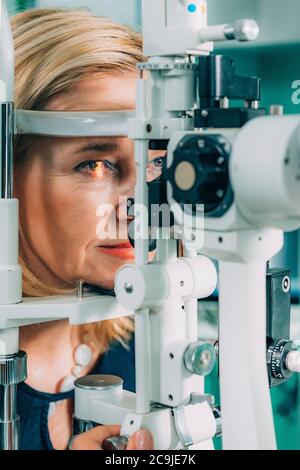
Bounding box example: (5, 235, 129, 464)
(62, 185, 119, 243)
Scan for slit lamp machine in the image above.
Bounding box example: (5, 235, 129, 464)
(2, 0, 300, 451)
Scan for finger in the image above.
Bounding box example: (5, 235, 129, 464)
(127, 429, 154, 450)
(71, 425, 121, 450)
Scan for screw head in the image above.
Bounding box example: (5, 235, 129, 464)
(184, 341, 216, 376)
(124, 282, 134, 294)
(199, 350, 212, 367)
(282, 276, 291, 293)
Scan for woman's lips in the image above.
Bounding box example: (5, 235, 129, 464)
(97, 242, 135, 259)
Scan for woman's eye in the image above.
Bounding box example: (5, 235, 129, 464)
(153, 157, 163, 168)
(75, 160, 118, 178)
(147, 155, 166, 182)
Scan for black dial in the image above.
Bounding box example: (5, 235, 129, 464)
(166, 134, 233, 217)
(269, 339, 294, 381)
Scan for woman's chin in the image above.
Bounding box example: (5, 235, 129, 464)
(85, 259, 133, 290)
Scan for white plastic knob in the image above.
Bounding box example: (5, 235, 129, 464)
(234, 19, 259, 42)
(286, 350, 300, 373)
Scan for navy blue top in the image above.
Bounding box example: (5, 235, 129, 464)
(17, 335, 136, 450)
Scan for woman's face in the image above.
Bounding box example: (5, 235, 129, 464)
(14, 73, 163, 290)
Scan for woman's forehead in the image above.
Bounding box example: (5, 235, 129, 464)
(45, 72, 138, 112)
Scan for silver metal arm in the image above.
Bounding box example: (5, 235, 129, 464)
(15, 110, 133, 137)
(0, 0, 14, 198)
(0, 0, 14, 102)
(1, 102, 13, 198)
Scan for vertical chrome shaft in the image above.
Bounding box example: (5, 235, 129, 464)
(0, 383, 19, 450)
(77, 279, 84, 299)
(0, 0, 22, 452)
(0, 102, 14, 199)
(0, 352, 27, 450)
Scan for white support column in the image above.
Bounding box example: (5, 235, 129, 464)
(184, 247, 198, 343)
(134, 78, 151, 414)
(219, 260, 276, 450)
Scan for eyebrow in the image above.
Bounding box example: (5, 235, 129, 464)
(76, 141, 120, 154)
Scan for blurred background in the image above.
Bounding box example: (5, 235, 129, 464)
(9, 0, 141, 29)
(8, 0, 300, 449)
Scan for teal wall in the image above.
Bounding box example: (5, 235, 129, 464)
(9, 1, 141, 29)
(37, 0, 140, 29)
(9, 0, 35, 14)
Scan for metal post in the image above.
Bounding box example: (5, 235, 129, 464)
(0, 352, 27, 450)
(0, 0, 30, 452)
(1, 102, 14, 198)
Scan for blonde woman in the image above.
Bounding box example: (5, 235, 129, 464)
(12, 8, 158, 450)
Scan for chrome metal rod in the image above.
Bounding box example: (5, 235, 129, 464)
(0, 384, 19, 450)
(0, 417, 20, 450)
(0, 352, 27, 450)
(0, 384, 17, 421)
(0, 102, 14, 199)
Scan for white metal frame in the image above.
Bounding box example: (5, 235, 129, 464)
(15, 110, 133, 137)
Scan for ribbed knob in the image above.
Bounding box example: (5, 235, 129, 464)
(0, 351, 27, 385)
(184, 341, 216, 376)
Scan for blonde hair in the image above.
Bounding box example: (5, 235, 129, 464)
(12, 8, 145, 353)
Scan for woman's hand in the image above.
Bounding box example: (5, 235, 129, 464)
(70, 425, 154, 450)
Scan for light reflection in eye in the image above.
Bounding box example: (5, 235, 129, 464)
(89, 161, 106, 177)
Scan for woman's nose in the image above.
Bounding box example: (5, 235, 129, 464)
(116, 191, 135, 223)
(114, 193, 134, 242)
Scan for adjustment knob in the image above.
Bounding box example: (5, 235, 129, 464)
(268, 339, 294, 381)
(286, 349, 300, 373)
(102, 436, 129, 450)
(233, 19, 260, 42)
(224, 19, 260, 42)
(0, 351, 27, 385)
(184, 341, 216, 376)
